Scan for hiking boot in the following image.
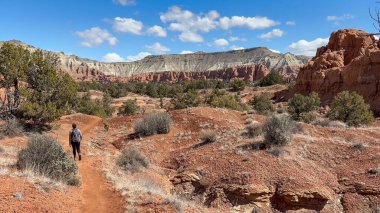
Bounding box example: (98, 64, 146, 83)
(79, 155, 82, 161)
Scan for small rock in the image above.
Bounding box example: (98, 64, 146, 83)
(14, 192, 22, 200)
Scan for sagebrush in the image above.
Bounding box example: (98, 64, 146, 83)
(264, 114, 296, 146)
(117, 148, 149, 172)
(17, 134, 78, 184)
(246, 123, 263, 138)
(134, 113, 172, 136)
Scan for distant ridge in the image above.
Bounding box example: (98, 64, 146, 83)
(0, 40, 310, 81)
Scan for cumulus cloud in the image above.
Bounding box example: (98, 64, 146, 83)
(112, 17, 143, 35)
(127, 52, 152, 61)
(214, 38, 229, 47)
(75, 27, 117, 47)
(160, 6, 219, 43)
(259, 29, 284, 39)
(180, 50, 194, 54)
(147, 25, 167, 37)
(288, 38, 329, 56)
(113, 0, 136, 6)
(229, 36, 247, 42)
(269, 49, 281, 54)
(286, 21, 296, 26)
(102, 53, 125, 62)
(219, 16, 278, 30)
(230, 45, 244, 50)
(179, 31, 204, 42)
(146, 42, 170, 53)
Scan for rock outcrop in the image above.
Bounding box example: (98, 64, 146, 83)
(290, 29, 380, 115)
(0, 40, 309, 82)
(107, 64, 269, 83)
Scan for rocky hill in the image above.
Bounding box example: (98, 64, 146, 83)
(0, 40, 309, 82)
(289, 29, 380, 115)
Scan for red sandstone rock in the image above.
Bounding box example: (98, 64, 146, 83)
(290, 29, 380, 115)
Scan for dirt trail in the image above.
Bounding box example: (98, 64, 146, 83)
(55, 115, 124, 213)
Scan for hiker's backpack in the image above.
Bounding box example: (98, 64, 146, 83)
(71, 129, 81, 143)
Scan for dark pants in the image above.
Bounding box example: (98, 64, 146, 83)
(71, 142, 81, 158)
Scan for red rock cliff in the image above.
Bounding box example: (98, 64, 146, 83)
(93, 64, 269, 83)
(291, 29, 380, 115)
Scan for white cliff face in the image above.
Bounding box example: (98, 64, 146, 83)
(1, 40, 309, 78)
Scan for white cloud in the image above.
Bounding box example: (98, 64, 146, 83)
(219, 16, 278, 30)
(180, 50, 194, 54)
(269, 49, 281, 54)
(214, 38, 229, 47)
(145, 42, 170, 54)
(160, 6, 219, 43)
(159, 6, 278, 43)
(286, 21, 296, 26)
(75, 27, 117, 47)
(288, 38, 329, 56)
(112, 17, 143, 35)
(147, 25, 167, 37)
(113, 0, 136, 6)
(230, 45, 244, 50)
(102, 53, 125, 62)
(229, 36, 246, 42)
(327, 14, 354, 21)
(127, 52, 152, 61)
(179, 31, 204, 43)
(259, 29, 284, 39)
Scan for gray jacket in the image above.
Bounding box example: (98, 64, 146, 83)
(69, 128, 82, 144)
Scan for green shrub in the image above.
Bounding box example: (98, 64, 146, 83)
(134, 113, 172, 136)
(246, 122, 263, 138)
(207, 91, 248, 111)
(172, 91, 200, 109)
(300, 112, 317, 124)
(250, 93, 274, 114)
(230, 79, 246, 92)
(17, 135, 78, 184)
(2, 117, 24, 137)
(264, 114, 296, 146)
(259, 72, 284, 87)
(327, 91, 374, 127)
(117, 148, 149, 172)
(76, 93, 115, 117)
(288, 92, 320, 120)
(200, 130, 216, 144)
(120, 99, 140, 115)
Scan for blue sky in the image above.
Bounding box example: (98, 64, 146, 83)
(0, 0, 378, 62)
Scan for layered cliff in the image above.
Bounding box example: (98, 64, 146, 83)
(0, 40, 308, 82)
(291, 29, 380, 115)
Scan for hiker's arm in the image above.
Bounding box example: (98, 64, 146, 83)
(69, 131, 72, 146)
(80, 130, 83, 141)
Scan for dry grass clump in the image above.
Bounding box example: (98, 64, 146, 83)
(17, 134, 79, 185)
(116, 148, 149, 173)
(200, 130, 216, 144)
(1, 117, 24, 137)
(312, 118, 347, 128)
